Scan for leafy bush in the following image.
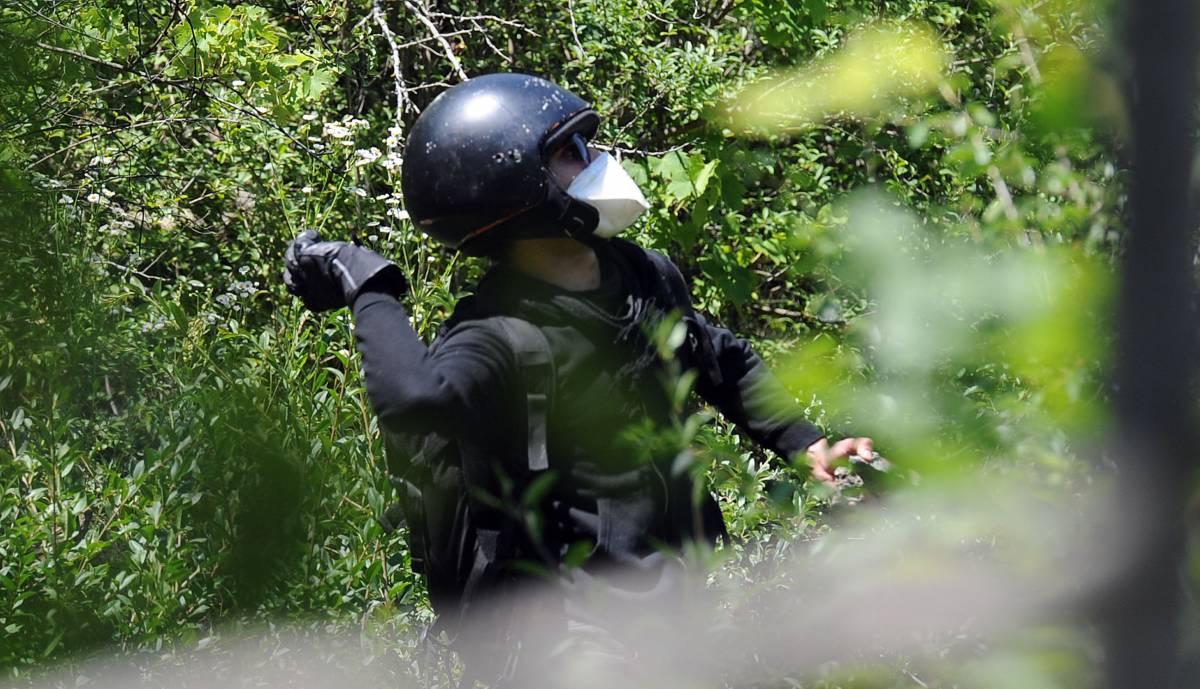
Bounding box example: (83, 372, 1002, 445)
(0, 0, 1136, 682)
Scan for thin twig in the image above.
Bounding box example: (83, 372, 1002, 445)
(103, 376, 120, 416)
(404, 0, 469, 82)
(591, 142, 692, 159)
(371, 2, 414, 134)
(32, 40, 206, 87)
(567, 0, 586, 58)
(27, 117, 225, 169)
(1011, 21, 1042, 84)
(987, 165, 1020, 221)
(469, 18, 512, 62)
(207, 90, 340, 173)
(427, 11, 537, 34)
(35, 39, 125, 70)
(395, 29, 472, 50)
(102, 259, 165, 282)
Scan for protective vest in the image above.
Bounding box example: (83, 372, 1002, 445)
(379, 241, 726, 640)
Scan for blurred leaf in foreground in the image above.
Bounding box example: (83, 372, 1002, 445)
(724, 22, 949, 134)
(774, 191, 1110, 476)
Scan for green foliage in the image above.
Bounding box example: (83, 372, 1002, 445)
(0, 0, 1142, 684)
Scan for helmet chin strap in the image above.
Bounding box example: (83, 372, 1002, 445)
(506, 179, 600, 242)
(463, 191, 599, 256)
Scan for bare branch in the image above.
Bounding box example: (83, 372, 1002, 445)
(986, 165, 1020, 221)
(34, 40, 125, 71)
(31, 40, 208, 87)
(468, 18, 512, 63)
(371, 2, 414, 135)
(567, 0, 586, 58)
(208, 90, 341, 173)
(403, 0, 469, 82)
(591, 142, 691, 159)
(1010, 21, 1042, 85)
(426, 12, 539, 35)
(27, 116, 233, 169)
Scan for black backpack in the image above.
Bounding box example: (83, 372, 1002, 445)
(380, 313, 558, 625)
(378, 244, 725, 633)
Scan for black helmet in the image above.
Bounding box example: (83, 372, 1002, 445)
(400, 73, 601, 255)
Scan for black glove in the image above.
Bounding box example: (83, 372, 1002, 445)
(283, 230, 406, 312)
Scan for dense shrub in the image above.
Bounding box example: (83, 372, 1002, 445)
(0, 0, 1130, 679)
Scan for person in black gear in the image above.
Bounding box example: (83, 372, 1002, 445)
(283, 73, 876, 685)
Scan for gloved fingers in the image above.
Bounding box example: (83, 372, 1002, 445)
(300, 290, 342, 313)
(284, 241, 302, 275)
(295, 228, 321, 245)
(285, 230, 323, 269)
(283, 266, 302, 296)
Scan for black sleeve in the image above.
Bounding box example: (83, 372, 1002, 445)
(690, 313, 825, 462)
(351, 289, 518, 445)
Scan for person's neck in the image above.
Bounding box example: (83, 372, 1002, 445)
(503, 238, 601, 292)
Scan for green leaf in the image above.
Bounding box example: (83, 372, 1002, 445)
(562, 540, 594, 570)
(521, 471, 559, 508)
(690, 158, 720, 197)
(301, 69, 336, 101)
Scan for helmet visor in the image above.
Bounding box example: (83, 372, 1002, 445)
(568, 132, 592, 166)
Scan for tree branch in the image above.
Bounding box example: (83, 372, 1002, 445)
(403, 0, 469, 82)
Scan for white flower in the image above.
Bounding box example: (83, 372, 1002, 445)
(301, 186, 313, 194)
(387, 208, 409, 220)
(386, 126, 403, 149)
(381, 153, 403, 171)
(86, 193, 102, 204)
(231, 79, 246, 87)
(347, 117, 369, 130)
(303, 112, 319, 121)
(350, 187, 368, 197)
(59, 195, 74, 205)
(323, 123, 351, 139)
(100, 187, 115, 198)
(354, 147, 381, 166)
(140, 314, 169, 334)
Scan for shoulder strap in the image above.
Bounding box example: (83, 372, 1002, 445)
(639, 246, 725, 387)
(487, 316, 555, 472)
(642, 247, 694, 314)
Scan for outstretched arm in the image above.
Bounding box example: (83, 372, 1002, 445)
(283, 230, 516, 446)
(352, 290, 518, 445)
(690, 313, 823, 456)
(689, 314, 873, 485)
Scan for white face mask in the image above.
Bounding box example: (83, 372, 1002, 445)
(564, 152, 650, 238)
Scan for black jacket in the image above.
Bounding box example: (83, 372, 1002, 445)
(352, 239, 823, 568)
